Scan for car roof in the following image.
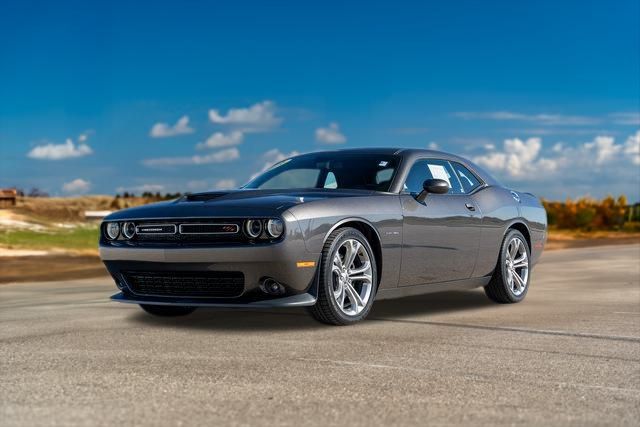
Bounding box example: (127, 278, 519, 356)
(293, 147, 403, 156)
(294, 147, 465, 157)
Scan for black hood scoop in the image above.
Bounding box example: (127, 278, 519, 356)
(183, 191, 230, 202)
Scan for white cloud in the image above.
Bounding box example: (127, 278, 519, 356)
(116, 184, 166, 194)
(454, 111, 600, 126)
(214, 179, 237, 190)
(143, 147, 240, 167)
(315, 122, 346, 144)
(208, 101, 282, 132)
(427, 142, 439, 150)
(625, 130, 640, 165)
(584, 136, 621, 164)
(472, 131, 640, 199)
(196, 131, 243, 149)
(28, 138, 93, 160)
(62, 178, 91, 194)
(474, 137, 555, 178)
(610, 112, 640, 125)
(150, 115, 195, 138)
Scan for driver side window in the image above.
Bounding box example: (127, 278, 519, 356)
(403, 160, 433, 194)
(403, 159, 463, 194)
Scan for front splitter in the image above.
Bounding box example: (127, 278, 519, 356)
(110, 292, 317, 308)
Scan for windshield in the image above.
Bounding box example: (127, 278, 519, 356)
(244, 153, 400, 192)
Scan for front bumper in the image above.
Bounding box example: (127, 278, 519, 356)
(100, 239, 321, 306)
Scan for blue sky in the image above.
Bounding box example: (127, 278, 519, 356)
(1, 0, 639, 200)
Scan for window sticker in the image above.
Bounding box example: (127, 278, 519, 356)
(378, 160, 389, 167)
(427, 164, 451, 186)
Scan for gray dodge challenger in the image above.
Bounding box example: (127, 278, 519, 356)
(100, 148, 547, 325)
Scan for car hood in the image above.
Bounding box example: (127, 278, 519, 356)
(104, 189, 378, 221)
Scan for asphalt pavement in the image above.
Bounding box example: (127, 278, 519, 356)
(1, 244, 639, 426)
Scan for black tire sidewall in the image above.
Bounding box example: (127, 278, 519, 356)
(321, 228, 378, 324)
(499, 230, 531, 302)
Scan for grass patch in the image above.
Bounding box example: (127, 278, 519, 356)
(0, 225, 100, 252)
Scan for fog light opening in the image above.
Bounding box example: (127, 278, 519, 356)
(260, 278, 285, 296)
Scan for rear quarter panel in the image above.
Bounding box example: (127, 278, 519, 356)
(471, 187, 520, 277)
(518, 192, 547, 266)
(286, 195, 404, 290)
(471, 187, 547, 277)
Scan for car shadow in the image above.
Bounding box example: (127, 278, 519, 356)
(370, 289, 494, 319)
(128, 289, 493, 331)
(129, 307, 322, 331)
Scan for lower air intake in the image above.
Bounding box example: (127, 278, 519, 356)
(123, 271, 244, 298)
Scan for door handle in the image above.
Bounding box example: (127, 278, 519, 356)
(465, 203, 476, 211)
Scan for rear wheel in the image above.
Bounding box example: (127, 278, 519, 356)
(484, 229, 531, 303)
(309, 227, 378, 325)
(139, 304, 197, 317)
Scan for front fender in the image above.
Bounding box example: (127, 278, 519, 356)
(285, 195, 403, 289)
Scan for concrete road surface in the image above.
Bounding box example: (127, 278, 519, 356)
(1, 245, 639, 426)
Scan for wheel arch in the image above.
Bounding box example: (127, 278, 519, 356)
(323, 218, 383, 286)
(506, 221, 532, 251)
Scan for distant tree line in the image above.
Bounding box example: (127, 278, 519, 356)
(115, 192, 183, 200)
(5, 187, 184, 200)
(543, 196, 640, 231)
(9, 187, 49, 198)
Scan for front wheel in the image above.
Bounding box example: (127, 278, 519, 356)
(308, 227, 378, 325)
(139, 304, 197, 317)
(484, 229, 531, 303)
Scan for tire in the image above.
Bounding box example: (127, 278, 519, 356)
(139, 304, 197, 317)
(308, 227, 378, 325)
(484, 229, 531, 303)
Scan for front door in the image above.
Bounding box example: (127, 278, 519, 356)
(399, 159, 482, 286)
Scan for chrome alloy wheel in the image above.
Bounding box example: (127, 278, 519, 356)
(505, 237, 529, 296)
(331, 238, 373, 316)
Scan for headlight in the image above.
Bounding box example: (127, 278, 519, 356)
(105, 222, 120, 240)
(245, 219, 263, 238)
(266, 219, 284, 238)
(122, 222, 136, 239)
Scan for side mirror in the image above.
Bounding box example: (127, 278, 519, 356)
(416, 179, 449, 202)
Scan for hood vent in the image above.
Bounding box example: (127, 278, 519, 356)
(184, 191, 229, 202)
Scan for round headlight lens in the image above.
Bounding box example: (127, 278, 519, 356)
(266, 219, 284, 238)
(245, 219, 263, 238)
(105, 222, 120, 240)
(122, 222, 136, 239)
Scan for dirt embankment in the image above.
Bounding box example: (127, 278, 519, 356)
(0, 254, 107, 284)
(13, 195, 151, 222)
(545, 230, 640, 250)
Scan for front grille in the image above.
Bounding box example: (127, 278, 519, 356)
(123, 271, 244, 298)
(134, 219, 244, 244)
